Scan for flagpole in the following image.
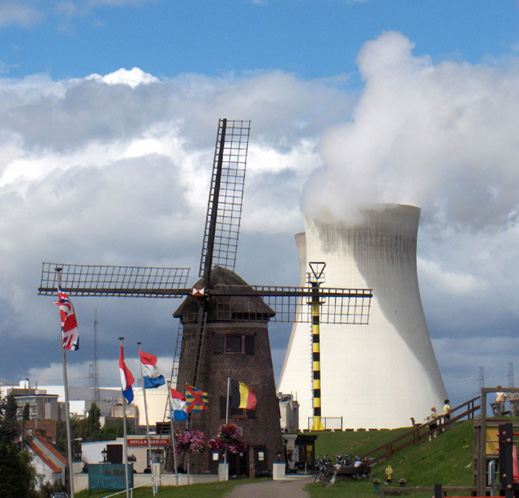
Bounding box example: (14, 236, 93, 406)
(226, 376, 230, 424)
(185, 400, 190, 485)
(224, 376, 230, 465)
(137, 342, 157, 496)
(166, 381, 179, 487)
(119, 337, 130, 498)
(56, 267, 75, 498)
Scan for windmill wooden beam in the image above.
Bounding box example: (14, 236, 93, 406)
(39, 273, 371, 300)
(38, 262, 372, 325)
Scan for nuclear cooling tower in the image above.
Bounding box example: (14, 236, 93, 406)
(278, 204, 447, 429)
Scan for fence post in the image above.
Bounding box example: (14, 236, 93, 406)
(434, 483, 442, 498)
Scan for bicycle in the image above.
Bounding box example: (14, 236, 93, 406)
(314, 456, 337, 486)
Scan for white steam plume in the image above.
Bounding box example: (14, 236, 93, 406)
(304, 31, 519, 231)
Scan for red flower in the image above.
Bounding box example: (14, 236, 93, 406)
(209, 423, 246, 455)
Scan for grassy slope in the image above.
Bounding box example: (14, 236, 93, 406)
(307, 421, 474, 497)
(77, 422, 474, 498)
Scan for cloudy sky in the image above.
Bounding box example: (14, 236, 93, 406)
(0, 0, 518, 409)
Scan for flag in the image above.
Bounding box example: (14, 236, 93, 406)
(230, 379, 257, 410)
(119, 345, 135, 404)
(139, 350, 165, 389)
(55, 286, 79, 351)
(185, 384, 208, 412)
(170, 388, 188, 421)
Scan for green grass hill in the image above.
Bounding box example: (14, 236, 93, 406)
(308, 420, 474, 497)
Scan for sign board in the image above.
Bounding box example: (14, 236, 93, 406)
(127, 438, 169, 447)
(88, 463, 133, 491)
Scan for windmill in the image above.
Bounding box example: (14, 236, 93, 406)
(38, 118, 372, 476)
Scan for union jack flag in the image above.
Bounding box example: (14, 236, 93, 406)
(55, 286, 79, 351)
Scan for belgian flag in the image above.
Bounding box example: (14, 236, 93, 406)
(230, 379, 257, 410)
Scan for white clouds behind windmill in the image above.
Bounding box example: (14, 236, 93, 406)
(0, 33, 518, 405)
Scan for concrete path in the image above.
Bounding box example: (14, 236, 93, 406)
(225, 477, 313, 498)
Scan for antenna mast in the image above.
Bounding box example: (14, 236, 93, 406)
(93, 308, 100, 404)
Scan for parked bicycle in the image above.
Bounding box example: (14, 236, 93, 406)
(314, 456, 337, 486)
(334, 453, 371, 480)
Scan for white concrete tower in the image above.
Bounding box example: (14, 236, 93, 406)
(278, 204, 447, 429)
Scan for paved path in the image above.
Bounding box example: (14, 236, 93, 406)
(225, 477, 313, 498)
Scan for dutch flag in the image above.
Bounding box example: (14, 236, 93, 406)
(119, 344, 135, 404)
(139, 350, 166, 389)
(170, 388, 188, 421)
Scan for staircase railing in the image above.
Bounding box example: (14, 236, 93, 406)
(360, 396, 480, 465)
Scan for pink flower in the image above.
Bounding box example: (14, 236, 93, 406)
(174, 430, 207, 454)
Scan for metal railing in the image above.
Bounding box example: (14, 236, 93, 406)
(361, 396, 480, 465)
(307, 416, 343, 431)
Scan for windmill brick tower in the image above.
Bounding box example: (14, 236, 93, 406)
(174, 267, 283, 475)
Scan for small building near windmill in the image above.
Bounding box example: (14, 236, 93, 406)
(278, 204, 447, 430)
(27, 431, 67, 490)
(174, 266, 284, 477)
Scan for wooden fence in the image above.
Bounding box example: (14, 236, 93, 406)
(378, 485, 478, 497)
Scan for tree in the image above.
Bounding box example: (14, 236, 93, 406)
(86, 403, 101, 438)
(22, 402, 30, 448)
(57, 416, 129, 452)
(0, 441, 36, 498)
(22, 403, 30, 423)
(0, 393, 36, 498)
(0, 393, 20, 445)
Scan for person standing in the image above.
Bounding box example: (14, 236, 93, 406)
(442, 399, 451, 431)
(428, 407, 438, 441)
(495, 386, 507, 416)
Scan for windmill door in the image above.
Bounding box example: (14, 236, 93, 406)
(252, 445, 269, 477)
(229, 451, 247, 478)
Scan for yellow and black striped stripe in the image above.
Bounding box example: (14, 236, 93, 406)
(311, 282, 324, 431)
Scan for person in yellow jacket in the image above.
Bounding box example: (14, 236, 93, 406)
(443, 399, 451, 430)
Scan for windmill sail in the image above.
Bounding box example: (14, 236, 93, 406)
(199, 119, 250, 281)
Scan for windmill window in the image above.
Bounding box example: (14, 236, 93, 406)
(225, 334, 242, 353)
(213, 333, 255, 355)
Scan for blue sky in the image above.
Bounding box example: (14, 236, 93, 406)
(2, 1, 517, 80)
(0, 0, 519, 414)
